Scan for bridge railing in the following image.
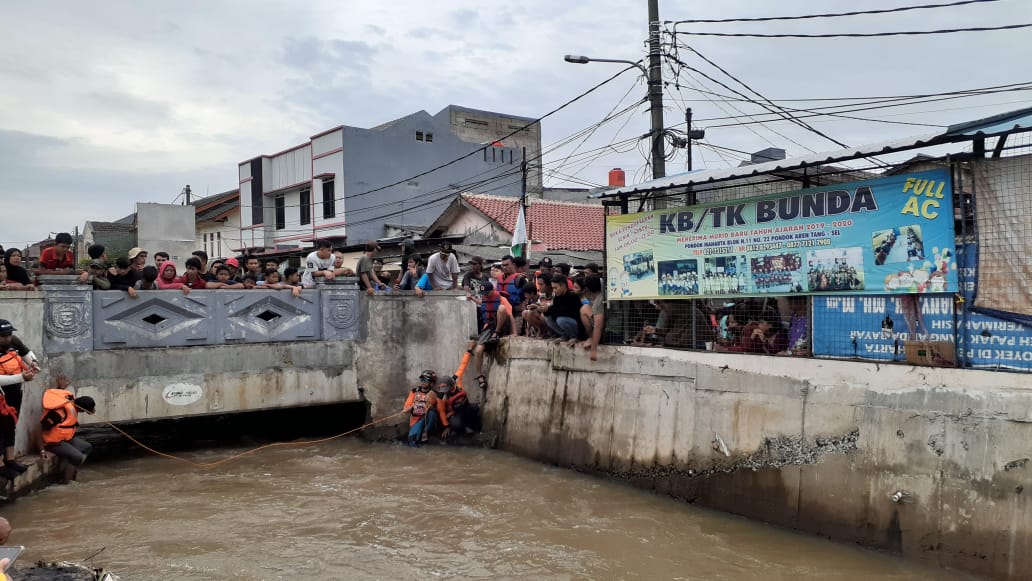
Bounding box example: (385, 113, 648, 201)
(41, 277, 368, 353)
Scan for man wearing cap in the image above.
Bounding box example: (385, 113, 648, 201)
(225, 257, 242, 281)
(461, 256, 490, 297)
(0, 319, 39, 480)
(128, 247, 147, 272)
(537, 257, 554, 278)
(461, 256, 491, 328)
(40, 375, 96, 484)
(424, 242, 460, 291)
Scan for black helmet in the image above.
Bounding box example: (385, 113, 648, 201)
(418, 370, 437, 384)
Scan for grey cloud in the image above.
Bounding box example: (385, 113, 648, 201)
(449, 9, 478, 28)
(281, 36, 378, 73)
(0, 129, 232, 246)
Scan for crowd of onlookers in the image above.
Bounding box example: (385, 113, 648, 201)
(1, 234, 816, 365)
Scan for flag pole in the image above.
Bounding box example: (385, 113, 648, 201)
(511, 146, 529, 259)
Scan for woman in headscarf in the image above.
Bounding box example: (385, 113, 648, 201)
(2, 249, 33, 288)
(155, 262, 187, 293)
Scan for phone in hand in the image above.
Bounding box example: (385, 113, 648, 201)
(0, 546, 25, 569)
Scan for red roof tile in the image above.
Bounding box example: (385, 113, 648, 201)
(462, 194, 604, 251)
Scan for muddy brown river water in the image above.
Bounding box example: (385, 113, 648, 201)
(3, 440, 975, 580)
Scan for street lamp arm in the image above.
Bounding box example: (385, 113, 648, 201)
(563, 55, 647, 75)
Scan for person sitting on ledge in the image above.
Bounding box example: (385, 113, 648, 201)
(40, 375, 96, 484)
(402, 370, 448, 447)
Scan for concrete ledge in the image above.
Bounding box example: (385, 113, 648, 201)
(484, 340, 1032, 581)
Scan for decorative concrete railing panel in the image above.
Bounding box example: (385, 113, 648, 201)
(220, 291, 321, 343)
(40, 278, 364, 353)
(94, 291, 216, 349)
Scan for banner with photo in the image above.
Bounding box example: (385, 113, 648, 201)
(812, 244, 1032, 370)
(605, 169, 958, 300)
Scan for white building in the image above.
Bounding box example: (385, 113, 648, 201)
(237, 105, 542, 252)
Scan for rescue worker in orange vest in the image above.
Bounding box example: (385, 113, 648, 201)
(40, 375, 95, 484)
(0, 319, 39, 479)
(402, 370, 447, 447)
(438, 351, 481, 438)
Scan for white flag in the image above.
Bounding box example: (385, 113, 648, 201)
(511, 204, 527, 258)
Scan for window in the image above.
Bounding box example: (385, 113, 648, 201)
(425, 133, 433, 142)
(464, 118, 489, 127)
(216, 232, 222, 257)
(415, 131, 424, 141)
(299, 189, 311, 226)
(203, 233, 208, 256)
(274, 196, 286, 230)
(322, 180, 335, 219)
(250, 158, 263, 225)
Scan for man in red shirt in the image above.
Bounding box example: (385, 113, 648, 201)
(36, 233, 76, 275)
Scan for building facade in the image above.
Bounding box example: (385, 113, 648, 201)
(236, 105, 541, 251)
(192, 189, 240, 260)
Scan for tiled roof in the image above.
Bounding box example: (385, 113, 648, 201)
(461, 193, 604, 251)
(87, 221, 136, 233)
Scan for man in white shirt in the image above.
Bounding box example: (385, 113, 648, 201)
(301, 240, 337, 288)
(424, 242, 460, 290)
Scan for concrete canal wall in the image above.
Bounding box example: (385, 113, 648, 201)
(0, 288, 477, 495)
(483, 338, 1032, 580)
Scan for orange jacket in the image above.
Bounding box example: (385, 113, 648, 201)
(0, 351, 26, 376)
(41, 388, 78, 445)
(403, 389, 447, 428)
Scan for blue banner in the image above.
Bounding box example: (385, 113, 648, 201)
(813, 244, 1032, 370)
(606, 169, 958, 300)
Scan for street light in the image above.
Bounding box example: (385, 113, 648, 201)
(563, 53, 666, 189)
(563, 55, 645, 75)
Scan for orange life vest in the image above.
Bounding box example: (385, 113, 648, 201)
(410, 389, 432, 417)
(0, 351, 26, 375)
(41, 388, 78, 445)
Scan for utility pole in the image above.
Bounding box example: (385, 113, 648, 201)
(648, 0, 666, 205)
(672, 107, 705, 204)
(521, 146, 530, 259)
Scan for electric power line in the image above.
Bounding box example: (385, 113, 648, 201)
(671, 23, 1032, 38)
(665, 0, 1001, 24)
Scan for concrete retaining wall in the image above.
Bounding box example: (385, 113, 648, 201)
(1, 290, 477, 442)
(483, 338, 1032, 580)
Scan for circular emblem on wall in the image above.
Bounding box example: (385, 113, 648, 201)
(162, 383, 203, 406)
(327, 295, 358, 330)
(46, 302, 88, 339)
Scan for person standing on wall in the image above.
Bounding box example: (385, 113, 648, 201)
(0, 319, 38, 480)
(40, 375, 96, 484)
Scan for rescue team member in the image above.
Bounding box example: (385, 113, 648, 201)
(402, 370, 447, 447)
(439, 352, 482, 437)
(468, 282, 515, 393)
(40, 375, 96, 484)
(0, 319, 38, 479)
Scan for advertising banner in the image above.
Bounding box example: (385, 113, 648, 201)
(606, 169, 957, 300)
(812, 244, 1032, 370)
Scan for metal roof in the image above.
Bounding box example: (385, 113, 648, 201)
(598, 105, 1032, 198)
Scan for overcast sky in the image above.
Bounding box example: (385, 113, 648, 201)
(1, 0, 1029, 249)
